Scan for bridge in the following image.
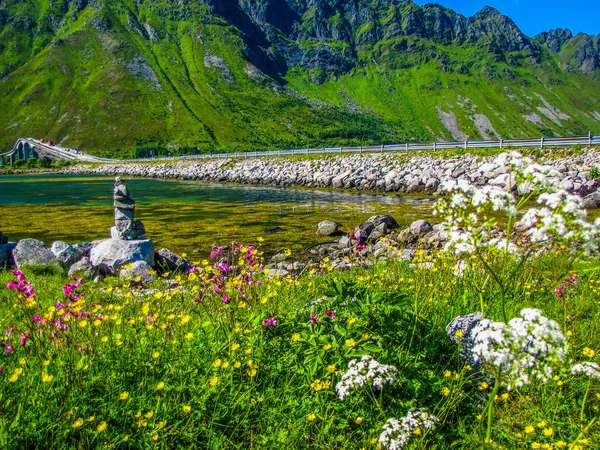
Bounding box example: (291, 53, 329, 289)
(0, 138, 105, 166)
(1, 134, 599, 166)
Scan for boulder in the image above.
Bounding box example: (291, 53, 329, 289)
(119, 260, 157, 284)
(155, 248, 191, 272)
(50, 241, 69, 257)
(582, 192, 600, 209)
(12, 239, 59, 268)
(410, 220, 433, 235)
(68, 257, 95, 278)
(446, 312, 483, 367)
(316, 220, 341, 237)
(90, 238, 155, 273)
(0, 243, 16, 268)
(55, 243, 93, 267)
(366, 215, 399, 230)
(354, 222, 375, 243)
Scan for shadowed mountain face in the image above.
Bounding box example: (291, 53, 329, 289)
(0, 0, 599, 156)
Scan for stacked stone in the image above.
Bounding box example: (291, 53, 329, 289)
(111, 177, 146, 240)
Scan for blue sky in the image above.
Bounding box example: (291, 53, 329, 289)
(413, 1, 599, 37)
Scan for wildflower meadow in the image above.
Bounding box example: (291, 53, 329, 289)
(2, 152, 600, 449)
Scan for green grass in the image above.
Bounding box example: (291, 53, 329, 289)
(1, 240, 600, 448)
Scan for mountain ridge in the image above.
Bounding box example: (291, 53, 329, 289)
(0, 0, 599, 157)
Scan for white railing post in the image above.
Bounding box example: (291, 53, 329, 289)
(589, 131, 593, 145)
(405, 143, 408, 152)
(540, 137, 544, 149)
(464, 140, 468, 150)
(433, 141, 437, 151)
(500, 139, 503, 149)
(359, 146, 362, 154)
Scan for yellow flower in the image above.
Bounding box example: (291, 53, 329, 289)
(361, 333, 370, 340)
(306, 413, 316, 422)
(156, 382, 165, 391)
(42, 360, 50, 366)
(536, 421, 547, 429)
(209, 377, 219, 387)
(454, 330, 464, 338)
(182, 405, 192, 414)
(542, 428, 554, 437)
(185, 333, 194, 341)
(531, 443, 541, 449)
(291, 333, 301, 342)
(152, 352, 160, 360)
(87, 416, 96, 422)
(442, 387, 451, 396)
(326, 364, 336, 374)
(244, 348, 252, 355)
(345, 339, 356, 348)
(355, 417, 364, 425)
(41, 374, 54, 383)
(413, 427, 422, 436)
(583, 347, 596, 358)
(221, 361, 230, 369)
(152, 433, 159, 442)
(120, 392, 129, 401)
(524, 425, 536, 434)
(212, 359, 222, 368)
(135, 411, 142, 419)
(479, 382, 489, 391)
(443, 370, 452, 378)
(348, 318, 357, 325)
(234, 362, 241, 369)
(501, 393, 510, 401)
(567, 330, 573, 337)
(9, 374, 19, 383)
(96, 421, 107, 433)
(248, 369, 258, 378)
(101, 336, 108, 343)
(555, 442, 568, 449)
(144, 411, 154, 419)
(231, 343, 240, 352)
(323, 344, 333, 351)
(93, 320, 102, 327)
(154, 291, 163, 300)
(79, 320, 88, 328)
(72, 418, 84, 429)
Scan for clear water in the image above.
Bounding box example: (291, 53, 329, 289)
(0, 174, 436, 256)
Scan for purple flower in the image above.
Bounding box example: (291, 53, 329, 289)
(5, 345, 13, 354)
(311, 313, 318, 325)
(263, 317, 277, 327)
(222, 295, 230, 304)
(325, 310, 336, 320)
(19, 334, 26, 346)
(33, 315, 41, 323)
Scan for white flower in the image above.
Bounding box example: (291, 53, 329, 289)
(471, 308, 567, 390)
(571, 362, 600, 379)
(335, 355, 398, 401)
(379, 409, 438, 449)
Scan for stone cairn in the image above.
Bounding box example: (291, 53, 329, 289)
(111, 177, 146, 240)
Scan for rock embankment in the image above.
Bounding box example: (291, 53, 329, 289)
(63, 148, 600, 197)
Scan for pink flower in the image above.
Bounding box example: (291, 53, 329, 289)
(5, 345, 13, 354)
(263, 317, 277, 327)
(325, 310, 336, 320)
(19, 334, 26, 346)
(222, 295, 230, 304)
(33, 315, 41, 323)
(311, 313, 318, 325)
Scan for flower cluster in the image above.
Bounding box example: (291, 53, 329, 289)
(434, 151, 600, 258)
(571, 362, 600, 379)
(335, 355, 398, 401)
(378, 409, 439, 450)
(63, 278, 84, 302)
(554, 274, 578, 300)
(471, 308, 567, 389)
(7, 270, 36, 302)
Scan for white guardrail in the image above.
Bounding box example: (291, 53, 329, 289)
(2, 134, 600, 163)
(128, 134, 600, 163)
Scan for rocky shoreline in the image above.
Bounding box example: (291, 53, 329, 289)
(7, 147, 598, 199)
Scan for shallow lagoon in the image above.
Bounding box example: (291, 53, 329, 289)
(0, 174, 436, 256)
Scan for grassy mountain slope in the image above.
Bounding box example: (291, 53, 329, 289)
(0, 0, 599, 156)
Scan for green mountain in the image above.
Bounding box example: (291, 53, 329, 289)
(0, 0, 599, 157)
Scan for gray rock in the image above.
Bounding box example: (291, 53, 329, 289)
(68, 257, 95, 278)
(90, 238, 155, 273)
(50, 241, 69, 257)
(155, 248, 191, 272)
(366, 215, 399, 230)
(316, 220, 341, 237)
(410, 220, 433, 235)
(354, 221, 375, 243)
(119, 260, 157, 283)
(446, 312, 483, 367)
(12, 239, 59, 268)
(582, 192, 600, 209)
(56, 243, 93, 267)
